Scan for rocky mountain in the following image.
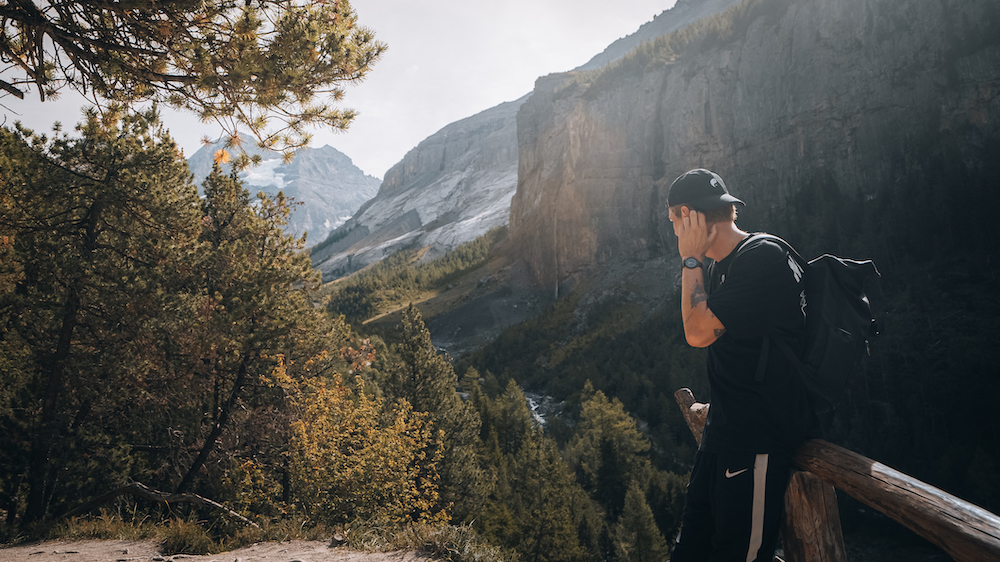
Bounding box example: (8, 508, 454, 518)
(187, 138, 380, 242)
(509, 0, 1000, 293)
(310, 0, 747, 280)
(576, 0, 745, 71)
(310, 97, 525, 278)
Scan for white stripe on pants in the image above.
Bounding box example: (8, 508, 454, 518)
(745, 453, 768, 562)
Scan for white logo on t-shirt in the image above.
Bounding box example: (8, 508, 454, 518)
(788, 254, 803, 283)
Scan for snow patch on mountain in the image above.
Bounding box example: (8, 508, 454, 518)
(187, 138, 380, 241)
(243, 158, 287, 190)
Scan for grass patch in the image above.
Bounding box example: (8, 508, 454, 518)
(159, 518, 214, 555)
(323, 226, 508, 324)
(345, 522, 518, 561)
(48, 509, 159, 542)
(33, 512, 515, 561)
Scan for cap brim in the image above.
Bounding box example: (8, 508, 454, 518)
(683, 193, 745, 211)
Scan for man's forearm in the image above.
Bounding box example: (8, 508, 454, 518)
(681, 267, 725, 347)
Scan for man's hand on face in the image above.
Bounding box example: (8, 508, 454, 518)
(675, 206, 717, 260)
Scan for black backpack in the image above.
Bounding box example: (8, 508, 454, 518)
(724, 234, 880, 414)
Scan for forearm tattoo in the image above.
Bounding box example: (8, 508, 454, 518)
(689, 279, 709, 308)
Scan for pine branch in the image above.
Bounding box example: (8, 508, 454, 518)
(0, 77, 24, 98)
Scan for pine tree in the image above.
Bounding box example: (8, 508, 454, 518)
(0, 112, 204, 525)
(613, 481, 670, 562)
(0, 113, 346, 528)
(481, 379, 536, 457)
(470, 378, 601, 562)
(1, 0, 385, 155)
(173, 161, 333, 495)
(508, 431, 590, 562)
(565, 383, 652, 518)
(382, 304, 489, 521)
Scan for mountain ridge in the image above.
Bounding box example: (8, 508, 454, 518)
(187, 138, 380, 241)
(310, 96, 525, 278)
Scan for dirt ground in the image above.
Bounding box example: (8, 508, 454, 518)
(0, 539, 433, 562)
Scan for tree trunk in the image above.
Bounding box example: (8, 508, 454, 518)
(23, 199, 105, 526)
(175, 359, 248, 494)
(22, 287, 81, 526)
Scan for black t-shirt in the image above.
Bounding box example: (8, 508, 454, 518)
(700, 235, 813, 453)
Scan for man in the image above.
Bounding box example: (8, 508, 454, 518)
(666, 168, 813, 562)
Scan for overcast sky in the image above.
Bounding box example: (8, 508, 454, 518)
(4, 0, 675, 179)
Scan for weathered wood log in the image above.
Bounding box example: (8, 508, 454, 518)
(795, 439, 1000, 562)
(782, 471, 847, 562)
(57, 481, 259, 528)
(673, 388, 709, 446)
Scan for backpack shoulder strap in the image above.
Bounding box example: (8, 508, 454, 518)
(728, 234, 807, 383)
(725, 233, 806, 277)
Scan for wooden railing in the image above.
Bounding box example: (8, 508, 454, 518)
(674, 388, 1000, 562)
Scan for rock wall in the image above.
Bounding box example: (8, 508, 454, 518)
(311, 96, 525, 278)
(509, 0, 1000, 293)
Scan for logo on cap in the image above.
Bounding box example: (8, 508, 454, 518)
(710, 178, 724, 192)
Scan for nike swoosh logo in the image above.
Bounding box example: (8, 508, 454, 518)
(725, 468, 749, 478)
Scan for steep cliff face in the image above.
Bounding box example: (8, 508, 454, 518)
(509, 0, 1000, 292)
(310, 96, 525, 278)
(511, 72, 667, 297)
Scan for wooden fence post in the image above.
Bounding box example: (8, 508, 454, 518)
(782, 471, 848, 562)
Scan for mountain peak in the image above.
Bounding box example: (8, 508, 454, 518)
(187, 138, 380, 241)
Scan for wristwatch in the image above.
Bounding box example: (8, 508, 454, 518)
(683, 257, 703, 269)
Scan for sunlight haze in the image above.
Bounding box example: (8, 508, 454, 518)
(4, 0, 675, 179)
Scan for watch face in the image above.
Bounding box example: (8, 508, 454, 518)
(684, 257, 701, 269)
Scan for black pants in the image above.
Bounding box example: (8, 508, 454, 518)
(671, 450, 793, 562)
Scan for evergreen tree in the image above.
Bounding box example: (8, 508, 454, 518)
(470, 377, 602, 562)
(565, 383, 652, 518)
(480, 379, 537, 457)
(1, 0, 385, 155)
(509, 432, 589, 562)
(646, 469, 687, 549)
(612, 481, 670, 562)
(0, 113, 351, 529)
(173, 161, 333, 496)
(0, 112, 203, 525)
(382, 304, 489, 521)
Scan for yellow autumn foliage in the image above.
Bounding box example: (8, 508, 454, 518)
(257, 356, 447, 525)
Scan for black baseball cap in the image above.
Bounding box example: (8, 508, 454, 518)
(667, 168, 745, 211)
